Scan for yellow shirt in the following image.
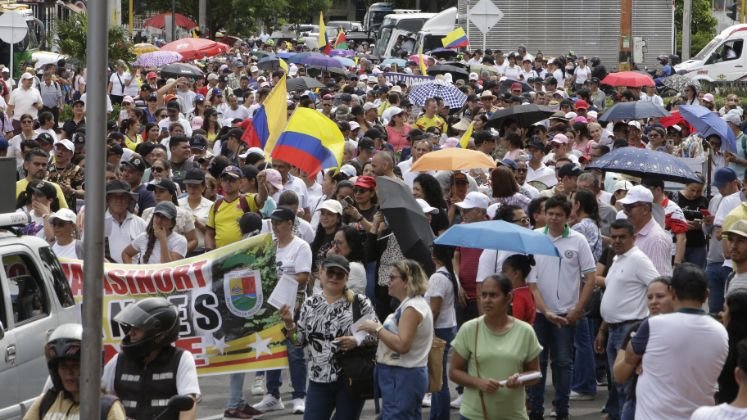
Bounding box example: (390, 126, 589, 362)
(415, 114, 447, 133)
(124, 134, 142, 151)
(16, 179, 70, 209)
(23, 391, 126, 420)
(207, 194, 258, 248)
(723, 202, 747, 235)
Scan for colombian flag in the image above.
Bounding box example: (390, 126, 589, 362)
(459, 121, 474, 148)
(271, 108, 345, 176)
(252, 75, 288, 154)
(441, 27, 469, 49)
(319, 11, 331, 55)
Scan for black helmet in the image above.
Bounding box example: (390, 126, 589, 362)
(114, 297, 179, 361)
(45, 323, 82, 391)
(590, 57, 600, 67)
(657, 54, 669, 64)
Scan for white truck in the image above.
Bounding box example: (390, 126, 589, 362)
(675, 24, 747, 82)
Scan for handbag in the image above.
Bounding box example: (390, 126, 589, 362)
(427, 336, 446, 392)
(334, 294, 377, 399)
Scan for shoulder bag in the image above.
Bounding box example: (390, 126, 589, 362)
(334, 294, 377, 399)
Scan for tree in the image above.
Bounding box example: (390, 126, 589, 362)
(56, 14, 135, 65)
(675, 0, 718, 57)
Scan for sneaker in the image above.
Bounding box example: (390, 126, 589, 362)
(251, 375, 265, 395)
(223, 408, 254, 419)
(528, 413, 544, 420)
(422, 393, 432, 407)
(450, 394, 463, 409)
(569, 391, 595, 401)
(252, 394, 284, 412)
(291, 398, 305, 414)
(240, 404, 263, 416)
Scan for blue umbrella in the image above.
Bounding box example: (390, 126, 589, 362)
(293, 52, 344, 68)
(277, 51, 295, 59)
(599, 101, 670, 121)
(381, 58, 407, 67)
(586, 147, 702, 184)
(434, 221, 559, 257)
(257, 54, 282, 71)
(408, 80, 467, 109)
(332, 56, 355, 67)
(330, 49, 355, 57)
(678, 104, 737, 153)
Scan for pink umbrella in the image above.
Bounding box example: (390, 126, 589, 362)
(161, 38, 228, 61)
(144, 12, 197, 30)
(408, 54, 432, 64)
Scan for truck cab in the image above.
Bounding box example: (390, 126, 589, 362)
(0, 213, 79, 418)
(413, 7, 458, 55)
(374, 11, 435, 58)
(675, 24, 747, 82)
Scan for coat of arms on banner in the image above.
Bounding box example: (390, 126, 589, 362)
(224, 269, 263, 318)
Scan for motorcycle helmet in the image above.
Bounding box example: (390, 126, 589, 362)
(45, 323, 83, 391)
(590, 57, 600, 67)
(114, 297, 179, 361)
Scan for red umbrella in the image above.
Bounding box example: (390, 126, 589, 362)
(601, 71, 655, 88)
(161, 38, 228, 61)
(659, 109, 693, 132)
(144, 12, 197, 30)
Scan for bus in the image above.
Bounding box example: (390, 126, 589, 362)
(363, 2, 393, 32)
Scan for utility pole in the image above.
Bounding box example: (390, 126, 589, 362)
(619, 0, 633, 70)
(682, 0, 692, 60)
(199, 0, 206, 36)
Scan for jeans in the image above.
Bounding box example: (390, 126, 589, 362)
(267, 338, 307, 399)
(571, 316, 597, 396)
(430, 326, 457, 420)
(304, 379, 364, 420)
(365, 261, 376, 301)
(605, 322, 637, 420)
(621, 398, 636, 420)
(685, 246, 707, 268)
(706, 262, 732, 314)
(527, 313, 576, 417)
(376, 363, 428, 420)
(227, 372, 247, 409)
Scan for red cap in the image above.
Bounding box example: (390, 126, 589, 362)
(574, 99, 589, 110)
(147, 71, 157, 79)
(510, 82, 523, 91)
(354, 175, 377, 190)
(164, 94, 178, 104)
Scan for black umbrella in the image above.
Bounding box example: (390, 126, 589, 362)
(306, 66, 348, 77)
(257, 55, 282, 71)
(159, 63, 204, 79)
(485, 104, 555, 129)
(286, 76, 325, 92)
(427, 64, 469, 81)
(499, 78, 534, 94)
(429, 48, 459, 59)
(376, 176, 435, 275)
(585, 147, 701, 184)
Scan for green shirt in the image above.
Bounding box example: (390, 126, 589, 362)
(452, 316, 542, 420)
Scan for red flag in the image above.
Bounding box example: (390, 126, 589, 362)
(334, 30, 346, 49)
(239, 118, 261, 148)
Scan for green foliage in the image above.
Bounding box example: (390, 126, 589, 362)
(56, 14, 135, 65)
(674, 0, 718, 56)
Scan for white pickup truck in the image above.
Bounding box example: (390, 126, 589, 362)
(0, 213, 80, 419)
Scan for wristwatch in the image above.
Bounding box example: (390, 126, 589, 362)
(375, 325, 384, 335)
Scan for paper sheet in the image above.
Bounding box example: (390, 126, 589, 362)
(267, 274, 299, 314)
(351, 314, 376, 345)
(498, 371, 542, 386)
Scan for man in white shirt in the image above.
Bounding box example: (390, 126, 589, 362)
(618, 185, 673, 276)
(272, 159, 310, 221)
(221, 94, 251, 126)
(625, 263, 728, 420)
(598, 219, 660, 419)
(527, 195, 596, 420)
(7, 72, 43, 129)
(104, 180, 147, 263)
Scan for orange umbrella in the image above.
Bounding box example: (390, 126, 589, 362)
(411, 148, 496, 172)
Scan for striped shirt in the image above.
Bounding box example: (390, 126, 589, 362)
(635, 217, 673, 276)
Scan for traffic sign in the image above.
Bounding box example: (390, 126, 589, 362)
(0, 11, 27, 44)
(468, 0, 504, 34)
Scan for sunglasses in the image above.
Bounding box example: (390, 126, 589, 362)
(152, 167, 165, 172)
(353, 188, 370, 194)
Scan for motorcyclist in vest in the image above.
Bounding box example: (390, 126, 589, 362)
(24, 323, 126, 419)
(101, 297, 200, 419)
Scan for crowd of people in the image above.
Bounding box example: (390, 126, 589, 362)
(12, 37, 747, 420)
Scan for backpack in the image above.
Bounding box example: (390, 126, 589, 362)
(211, 193, 259, 218)
(39, 388, 119, 419)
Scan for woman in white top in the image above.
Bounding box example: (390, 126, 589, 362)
(121, 202, 187, 264)
(16, 180, 59, 240)
(48, 209, 83, 259)
(358, 259, 434, 420)
(572, 58, 592, 91)
(424, 245, 458, 419)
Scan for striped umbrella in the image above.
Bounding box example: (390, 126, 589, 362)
(408, 80, 467, 109)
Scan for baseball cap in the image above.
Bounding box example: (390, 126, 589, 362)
(106, 179, 132, 195)
(354, 175, 377, 190)
(190, 135, 208, 150)
(49, 208, 77, 224)
(499, 158, 518, 171)
(469, 72, 479, 81)
(317, 199, 343, 215)
(702, 93, 715, 103)
(227, 128, 243, 139)
(147, 71, 158, 79)
(250, 65, 259, 73)
(628, 120, 642, 131)
(339, 164, 357, 178)
(613, 180, 635, 192)
(194, 94, 206, 103)
(725, 219, 747, 239)
(526, 139, 546, 150)
(30, 181, 56, 199)
(724, 111, 742, 126)
(455, 191, 490, 210)
(617, 185, 654, 205)
(557, 164, 583, 178)
(36, 133, 54, 145)
(416, 198, 439, 214)
(349, 121, 361, 131)
(510, 82, 523, 91)
(153, 201, 178, 220)
(574, 99, 589, 110)
(183, 168, 206, 185)
(270, 206, 296, 221)
(713, 167, 738, 188)
(358, 138, 375, 152)
(1, 68, 9, 73)
(322, 254, 350, 273)
(211, 88, 223, 97)
(363, 102, 377, 112)
(122, 96, 134, 104)
(54, 139, 75, 152)
(20, 72, 34, 80)
(121, 155, 146, 172)
(220, 165, 242, 179)
(551, 133, 569, 144)
(264, 168, 283, 190)
(147, 178, 178, 196)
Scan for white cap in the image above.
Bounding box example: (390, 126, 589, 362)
(207, 73, 219, 81)
(628, 120, 642, 131)
(390, 85, 402, 94)
(339, 164, 357, 178)
(1, 68, 9, 73)
(416, 198, 439, 214)
(363, 102, 377, 112)
(20, 72, 34, 80)
(613, 180, 635, 192)
(724, 110, 742, 126)
(455, 191, 490, 210)
(617, 185, 653, 205)
(469, 72, 479, 81)
(703, 93, 715, 103)
(54, 139, 75, 152)
(250, 65, 259, 73)
(317, 199, 343, 215)
(349, 121, 360, 131)
(551, 133, 569, 144)
(49, 208, 76, 223)
(360, 74, 368, 81)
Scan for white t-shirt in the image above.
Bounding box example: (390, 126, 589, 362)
(8, 86, 43, 120)
(573, 66, 591, 84)
(102, 350, 201, 398)
(130, 230, 188, 264)
(109, 72, 131, 96)
(425, 268, 457, 329)
(376, 296, 434, 368)
(178, 196, 214, 250)
(691, 403, 747, 419)
(347, 261, 367, 296)
(599, 246, 659, 323)
(105, 211, 147, 264)
(52, 241, 79, 259)
(275, 236, 312, 278)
